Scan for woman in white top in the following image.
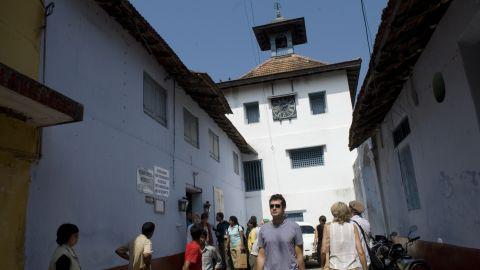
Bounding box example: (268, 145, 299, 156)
(49, 223, 81, 270)
(226, 216, 246, 270)
(321, 202, 367, 270)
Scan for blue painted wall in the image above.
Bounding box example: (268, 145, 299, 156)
(25, 0, 247, 269)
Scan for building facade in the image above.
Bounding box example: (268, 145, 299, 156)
(220, 15, 361, 226)
(24, 1, 252, 269)
(350, 0, 480, 268)
(0, 1, 83, 269)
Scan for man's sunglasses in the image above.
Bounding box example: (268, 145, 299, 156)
(269, 204, 282, 209)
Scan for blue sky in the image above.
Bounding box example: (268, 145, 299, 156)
(129, 0, 388, 89)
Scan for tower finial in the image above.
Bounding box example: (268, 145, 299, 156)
(274, 0, 282, 20)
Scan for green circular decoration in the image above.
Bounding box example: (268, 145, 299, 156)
(433, 72, 445, 103)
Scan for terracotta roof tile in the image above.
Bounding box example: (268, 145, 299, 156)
(348, 0, 453, 150)
(94, 0, 255, 154)
(240, 54, 327, 79)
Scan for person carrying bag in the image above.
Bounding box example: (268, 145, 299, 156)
(231, 247, 248, 269)
(351, 220, 383, 270)
(227, 216, 248, 269)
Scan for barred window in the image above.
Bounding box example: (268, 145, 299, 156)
(309, 91, 326, 115)
(233, 152, 239, 175)
(243, 160, 264, 192)
(209, 129, 220, 162)
(285, 212, 304, 222)
(289, 146, 324, 169)
(143, 72, 167, 126)
(184, 108, 199, 148)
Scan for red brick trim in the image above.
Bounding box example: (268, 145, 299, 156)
(0, 62, 83, 123)
(106, 252, 184, 270)
(393, 236, 480, 270)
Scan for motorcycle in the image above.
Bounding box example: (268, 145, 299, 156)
(371, 226, 430, 270)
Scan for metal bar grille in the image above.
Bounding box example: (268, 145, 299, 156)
(243, 160, 264, 192)
(290, 146, 324, 168)
(285, 212, 304, 222)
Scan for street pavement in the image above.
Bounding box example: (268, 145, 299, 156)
(305, 260, 322, 269)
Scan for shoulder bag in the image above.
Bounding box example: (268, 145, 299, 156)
(352, 220, 383, 270)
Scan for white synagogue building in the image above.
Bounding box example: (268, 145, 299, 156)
(219, 11, 361, 225)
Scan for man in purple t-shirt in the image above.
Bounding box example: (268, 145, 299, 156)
(257, 194, 305, 270)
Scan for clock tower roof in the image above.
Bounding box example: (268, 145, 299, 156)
(240, 54, 327, 79)
(253, 17, 308, 52)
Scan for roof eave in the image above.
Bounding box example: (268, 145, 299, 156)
(0, 62, 83, 127)
(218, 59, 362, 96)
(253, 17, 307, 51)
(348, 0, 453, 150)
(94, 0, 252, 153)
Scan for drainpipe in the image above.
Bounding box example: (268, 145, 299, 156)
(42, 2, 55, 84)
(172, 79, 176, 188)
(35, 1, 55, 162)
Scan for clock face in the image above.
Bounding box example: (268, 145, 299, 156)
(271, 96, 297, 120)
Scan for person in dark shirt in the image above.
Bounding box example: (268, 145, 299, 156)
(48, 223, 81, 270)
(314, 215, 327, 265)
(201, 212, 214, 246)
(214, 212, 231, 269)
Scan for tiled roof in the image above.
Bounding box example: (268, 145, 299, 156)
(348, 0, 453, 150)
(94, 0, 255, 154)
(240, 54, 327, 79)
(219, 59, 362, 106)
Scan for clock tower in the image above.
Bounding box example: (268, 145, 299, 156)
(250, 1, 311, 121)
(219, 0, 361, 229)
(253, 1, 308, 57)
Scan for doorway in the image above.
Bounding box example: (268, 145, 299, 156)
(186, 184, 202, 227)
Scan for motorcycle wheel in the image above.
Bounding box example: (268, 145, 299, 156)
(408, 262, 431, 270)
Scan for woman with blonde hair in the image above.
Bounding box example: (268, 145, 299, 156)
(321, 202, 368, 270)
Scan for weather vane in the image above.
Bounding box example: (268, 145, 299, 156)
(274, 0, 282, 20)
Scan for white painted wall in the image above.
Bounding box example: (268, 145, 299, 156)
(352, 141, 387, 236)
(25, 1, 246, 269)
(224, 70, 357, 225)
(355, 0, 480, 249)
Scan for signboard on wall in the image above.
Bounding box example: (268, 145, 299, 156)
(137, 166, 170, 198)
(154, 166, 170, 198)
(137, 168, 154, 195)
(213, 187, 224, 214)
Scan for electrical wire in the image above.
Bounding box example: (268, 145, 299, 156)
(360, 0, 373, 55)
(249, 0, 261, 64)
(243, 0, 259, 66)
(358, 0, 382, 105)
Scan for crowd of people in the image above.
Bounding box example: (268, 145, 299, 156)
(181, 195, 372, 270)
(183, 211, 266, 270)
(48, 195, 372, 270)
